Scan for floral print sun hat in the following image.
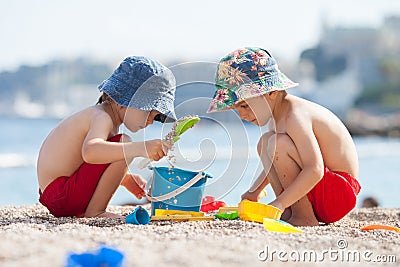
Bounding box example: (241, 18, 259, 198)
(207, 47, 298, 113)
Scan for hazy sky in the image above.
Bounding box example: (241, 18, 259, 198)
(1, 0, 399, 71)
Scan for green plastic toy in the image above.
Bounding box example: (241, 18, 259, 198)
(215, 211, 239, 220)
(138, 116, 200, 169)
(173, 117, 201, 142)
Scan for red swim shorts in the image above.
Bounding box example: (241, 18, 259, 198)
(39, 134, 122, 217)
(307, 167, 361, 224)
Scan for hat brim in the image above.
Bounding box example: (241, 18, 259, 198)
(207, 72, 298, 113)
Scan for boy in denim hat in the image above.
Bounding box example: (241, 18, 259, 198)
(208, 47, 360, 226)
(37, 56, 176, 219)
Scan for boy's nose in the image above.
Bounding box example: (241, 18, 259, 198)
(238, 111, 248, 120)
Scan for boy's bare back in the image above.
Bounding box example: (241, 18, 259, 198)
(37, 106, 114, 191)
(278, 94, 359, 179)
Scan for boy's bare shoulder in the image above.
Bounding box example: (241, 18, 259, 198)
(68, 105, 112, 123)
(285, 95, 351, 141)
(284, 96, 313, 127)
(286, 95, 335, 123)
(87, 105, 112, 121)
(284, 95, 337, 136)
(55, 106, 113, 136)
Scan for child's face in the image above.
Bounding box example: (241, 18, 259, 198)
(233, 95, 272, 126)
(123, 108, 160, 132)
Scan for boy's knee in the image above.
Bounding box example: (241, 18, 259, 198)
(257, 132, 275, 156)
(120, 133, 132, 143)
(274, 134, 294, 153)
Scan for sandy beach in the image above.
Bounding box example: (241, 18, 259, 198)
(0, 205, 399, 267)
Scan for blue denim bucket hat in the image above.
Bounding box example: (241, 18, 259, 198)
(98, 56, 176, 122)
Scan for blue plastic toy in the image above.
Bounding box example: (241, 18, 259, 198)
(66, 245, 125, 267)
(149, 167, 212, 215)
(126, 206, 150, 225)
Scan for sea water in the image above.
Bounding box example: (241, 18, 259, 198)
(0, 117, 399, 208)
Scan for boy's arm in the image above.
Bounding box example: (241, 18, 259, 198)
(83, 138, 152, 164)
(241, 171, 270, 201)
(249, 171, 270, 193)
(81, 112, 168, 164)
(270, 114, 324, 211)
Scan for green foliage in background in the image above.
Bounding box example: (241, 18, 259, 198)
(355, 57, 400, 108)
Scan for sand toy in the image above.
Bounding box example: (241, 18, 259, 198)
(147, 167, 213, 215)
(215, 211, 239, 220)
(66, 245, 125, 267)
(258, 189, 267, 199)
(154, 209, 204, 217)
(151, 209, 213, 221)
(172, 116, 201, 142)
(218, 206, 239, 213)
(125, 206, 150, 225)
(263, 218, 303, 233)
(361, 224, 400, 233)
(200, 196, 226, 212)
(238, 200, 283, 223)
(151, 214, 214, 222)
(215, 206, 239, 220)
(138, 116, 200, 169)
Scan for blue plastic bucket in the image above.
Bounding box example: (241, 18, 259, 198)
(150, 167, 212, 215)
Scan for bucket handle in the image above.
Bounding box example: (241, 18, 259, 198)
(145, 171, 206, 202)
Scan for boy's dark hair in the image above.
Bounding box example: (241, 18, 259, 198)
(96, 93, 108, 105)
(96, 92, 168, 123)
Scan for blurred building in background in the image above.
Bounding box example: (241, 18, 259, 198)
(297, 16, 400, 136)
(0, 59, 111, 118)
(299, 16, 400, 110)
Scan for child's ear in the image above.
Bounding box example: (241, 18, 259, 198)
(118, 106, 127, 119)
(264, 92, 276, 100)
(265, 91, 278, 100)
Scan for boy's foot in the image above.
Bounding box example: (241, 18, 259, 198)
(88, 211, 124, 219)
(280, 208, 292, 221)
(288, 215, 319, 226)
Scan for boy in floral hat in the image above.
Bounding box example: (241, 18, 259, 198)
(208, 47, 361, 226)
(37, 56, 176, 219)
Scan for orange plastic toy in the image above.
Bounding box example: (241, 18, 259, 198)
(361, 224, 400, 233)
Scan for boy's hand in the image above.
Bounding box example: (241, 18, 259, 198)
(132, 174, 147, 190)
(268, 199, 285, 212)
(121, 173, 147, 199)
(241, 190, 262, 202)
(143, 139, 172, 161)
